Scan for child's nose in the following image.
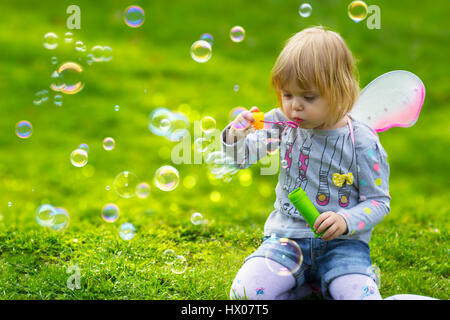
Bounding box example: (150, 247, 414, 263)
(292, 98, 304, 111)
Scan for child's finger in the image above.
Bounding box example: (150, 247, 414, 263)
(242, 111, 255, 122)
(313, 212, 329, 231)
(249, 106, 260, 113)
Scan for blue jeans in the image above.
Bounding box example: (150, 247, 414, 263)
(245, 236, 378, 299)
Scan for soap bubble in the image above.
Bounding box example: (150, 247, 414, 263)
(70, 148, 88, 167)
(136, 182, 151, 198)
(75, 41, 86, 52)
(90, 45, 113, 63)
(190, 40, 212, 63)
(298, 3, 312, 18)
(103, 137, 115, 151)
(33, 89, 49, 106)
(171, 255, 187, 274)
(166, 112, 190, 142)
(348, 0, 368, 23)
(124, 5, 145, 28)
(148, 108, 173, 136)
(200, 116, 216, 133)
(36, 204, 57, 227)
(228, 107, 246, 121)
(119, 222, 136, 240)
(51, 56, 58, 65)
(78, 143, 89, 153)
(102, 46, 113, 62)
(50, 70, 64, 92)
(114, 105, 120, 112)
(190, 212, 203, 225)
(102, 203, 120, 223)
(200, 33, 214, 46)
(114, 171, 139, 198)
(281, 159, 289, 169)
(163, 249, 177, 265)
(49, 207, 70, 231)
(15, 121, 33, 139)
(194, 137, 209, 153)
(43, 32, 58, 50)
(64, 32, 73, 43)
(230, 26, 245, 43)
(233, 84, 240, 92)
(264, 236, 303, 276)
(57, 62, 84, 95)
(54, 94, 63, 107)
(154, 165, 179, 191)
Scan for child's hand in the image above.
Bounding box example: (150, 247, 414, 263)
(313, 211, 348, 241)
(226, 106, 260, 143)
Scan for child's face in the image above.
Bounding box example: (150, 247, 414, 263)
(280, 79, 331, 130)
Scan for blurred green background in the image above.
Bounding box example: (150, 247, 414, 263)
(0, 0, 448, 299)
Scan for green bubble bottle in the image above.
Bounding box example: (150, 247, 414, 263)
(288, 187, 324, 238)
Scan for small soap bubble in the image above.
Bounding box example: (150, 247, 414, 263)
(43, 32, 58, 50)
(75, 41, 86, 52)
(70, 149, 88, 167)
(136, 182, 151, 198)
(16, 120, 33, 139)
(124, 5, 145, 28)
(166, 112, 190, 142)
(264, 237, 303, 276)
(78, 143, 89, 153)
(50, 70, 64, 92)
(54, 94, 63, 107)
(102, 203, 120, 223)
(50, 207, 70, 231)
(190, 212, 203, 225)
(36, 204, 57, 227)
(148, 108, 173, 136)
(64, 32, 73, 43)
(103, 137, 115, 151)
(200, 33, 214, 46)
(190, 40, 212, 63)
(33, 89, 49, 106)
(119, 222, 136, 240)
(200, 116, 216, 133)
(102, 46, 113, 62)
(298, 3, 312, 18)
(114, 171, 139, 198)
(171, 255, 187, 274)
(163, 249, 177, 265)
(51, 56, 58, 65)
(281, 159, 289, 169)
(233, 84, 240, 92)
(348, 0, 368, 22)
(230, 26, 245, 43)
(194, 137, 209, 153)
(228, 107, 246, 122)
(154, 165, 180, 192)
(57, 62, 84, 95)
(114, 105, 120, 111)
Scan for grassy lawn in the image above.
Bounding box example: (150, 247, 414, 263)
(0, 0, 448, 299)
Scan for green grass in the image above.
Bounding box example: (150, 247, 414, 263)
(0, 0, 448, 300)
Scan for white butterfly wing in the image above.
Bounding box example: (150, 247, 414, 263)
(350, 70, 425, 132)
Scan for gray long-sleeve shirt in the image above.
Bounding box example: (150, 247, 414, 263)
(221, 108, 390, 244)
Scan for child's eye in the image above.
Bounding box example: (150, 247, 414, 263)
(304, 95, 316, 102)
(282, 93, 292, 98)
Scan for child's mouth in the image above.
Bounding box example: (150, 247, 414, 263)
(293, 117, 304, 124)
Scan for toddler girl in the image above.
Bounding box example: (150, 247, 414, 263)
(221, 26, 435, 300)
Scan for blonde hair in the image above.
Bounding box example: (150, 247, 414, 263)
(271, 26, 360, 127)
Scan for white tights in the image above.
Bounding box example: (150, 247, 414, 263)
(230, 257, 437, 300)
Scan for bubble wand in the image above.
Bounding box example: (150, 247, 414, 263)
(288, 187, 324, 238)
